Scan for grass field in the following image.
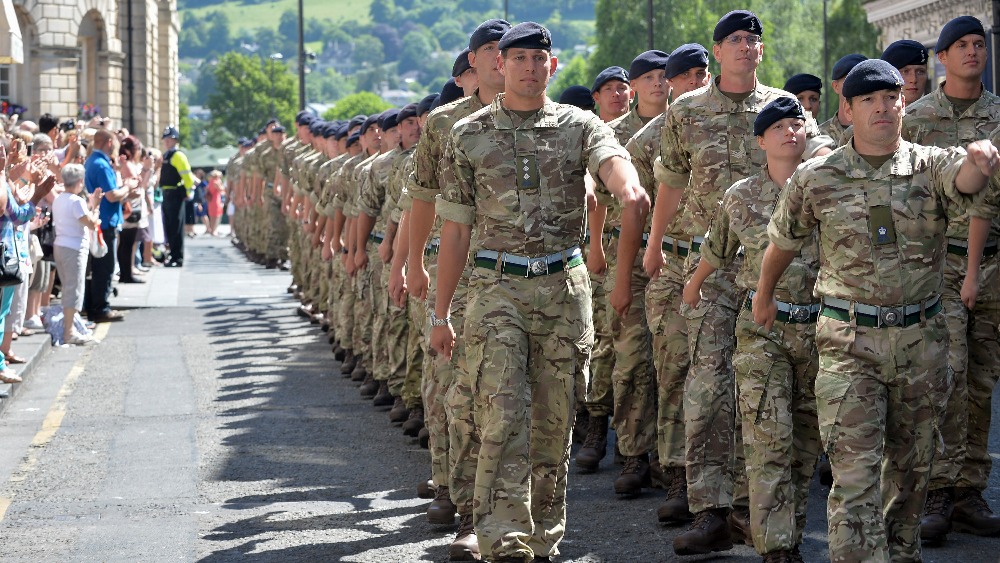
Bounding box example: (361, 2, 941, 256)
(185, 0, 373, 34)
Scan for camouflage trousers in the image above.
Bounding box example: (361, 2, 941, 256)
(404, 297, 426, 409)
(647, 251, 688, 470)
(328, 254, 344, 339)
(934, 252, 1000, 492)
(337, 255, 356, 352)
(682, 252, 747, 514)
(734, 307, 820, 554)
(464, 263, 593, 561)
(289, 217, 305, 289)
(266, 194, 289, 261)
(603, 241, 655, 457)
(352, 258, 374, 370)
(381, 264, 411, 397)
(586, 233, 615, 416)
(368, 251, 389, 382)
(815, 313, 947, 562)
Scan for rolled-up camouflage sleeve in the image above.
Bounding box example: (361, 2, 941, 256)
(410, 112, 444, 204)
(768, 169, 816, 252)
(583, 116, 631, 181)
(356, 167, 383, 218)
(436, 135, 475, 226)
(654, 105, 692, 189)
(701, 196, 740, 270)
(931, 146, 984, 210)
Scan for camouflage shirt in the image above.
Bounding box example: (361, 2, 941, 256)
(768, 141, 976, 305)
(595, 106, 650, 228)
(703, 167, 819, 304)
(819, 113, 852, 147)
(358, 147, 403, 234)
(654, 77, 826, 240)
(257, 143, 283, 196)
(317, 153, 349, 218)
(902, 83, 1000, 238)
(410, 92, 487, 240)
(346, 152, 379, 218)
(331, 152, 370, 216)
(387, 147, 416, 224)
(437, 94, 629, 256)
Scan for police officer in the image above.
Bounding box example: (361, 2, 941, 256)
(759, 58, 999, 562)
(429, 22, 649, 563)
(159, 126, 196, 267)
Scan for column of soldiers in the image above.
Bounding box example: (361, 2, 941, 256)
(224, 11, 1000, 563)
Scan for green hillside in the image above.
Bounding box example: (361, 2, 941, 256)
(184, 0, 372, 35)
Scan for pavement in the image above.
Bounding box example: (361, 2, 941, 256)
(0, 230, 996, 561)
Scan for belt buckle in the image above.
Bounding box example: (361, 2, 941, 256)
(528, 257, 548, 277)
(789, 305, 810, 323)
(879, 306, 903, 327)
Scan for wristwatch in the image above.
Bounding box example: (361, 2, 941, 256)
(429, 312, 451, 327)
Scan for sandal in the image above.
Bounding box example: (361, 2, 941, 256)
(4, 354, 26, 364)
(18, 328, 35, 337)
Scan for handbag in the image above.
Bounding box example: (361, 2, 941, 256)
(0, 234, 24, 287)
(89, 228, 108, 258)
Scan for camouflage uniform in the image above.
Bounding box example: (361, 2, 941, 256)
(330, 151, 370, 352)
(349, 152, 381, 372)
(819, 113, 852, 147)
(629, 114, 689, 474)
(903, 86, 1000, 495)
(244, 143, 266, 256)
(300, 150, 327, 309)
(384, 149, 417, 398)
(225, 153, 245, 243)
(768, 141, 976, 561)
(703, 167, 821, 554)
(594, 107, 656, 459)
(654, 78, 793, 515)
(394, 182, 426, 411)
(318, 152, 351, 332)
(358, 147, 403, 386)
(410, 92, 487, 511)
(259, 143, 288, 263)
(437, 94, 627, 560)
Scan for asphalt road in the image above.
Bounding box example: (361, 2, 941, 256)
(0, 233, 998, 562)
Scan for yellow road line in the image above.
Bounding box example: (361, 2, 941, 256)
(0, 322, 111, 520)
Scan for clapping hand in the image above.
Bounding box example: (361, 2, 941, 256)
(88, 188, 104, 209)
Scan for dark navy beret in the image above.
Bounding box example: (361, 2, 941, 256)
(237, 137, 252, 147)
(753, 96, 806, 137)
(257, 127, 267, 136)
(334, 124, 349, 141)
(591, 66, 629, 94)
(397, 103, 419, 123)
(348, 114, 367, 132)
(842, 59, 904, 99)
(881, 40, 928, 69)
(783, 74, 822, 95)
(379, 109, 400, 131)
(295, 110, 311, 124)
(360, 115, 380, 136)
(418, 94, 438, 116)
(470, 18, 511, 51)
(308, 120, 325, 136)
(452, 48, 472, 78)
(322, 124, 339, 138)
(936, 16, 985, 53)
(713, 10, 762, 42)
(497, 22, 552, 52)
(832, 54, 867, 81)
(665, 43, 709, 80)
(629, 50, 670, 81)
(346, 131, 361, 148)
(437, 78, 465, 108)
(558, 85, 596, 110)
(272, 125, 287, 134)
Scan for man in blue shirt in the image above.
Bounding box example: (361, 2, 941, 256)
(83, 129, 139, 322)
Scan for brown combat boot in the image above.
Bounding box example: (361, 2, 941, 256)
(657, 466, 693, 524)
(402, 407, 424, 436)
(727, 506, 751, 545)
(351, 362, 367, 382)
(373, 381, 393, 408)
(340, 349, 356, 375)
(672, 508, 734, 555)
(418, 426, 430, 449)
(649, 453, 666, 489)
(572, 410, 589, 445)
(359, 373, 379, 398)
(762, 549, 796, 563)
(427, 486, 457, 525)
(574, 415, 608, 473)
(389, 396, 410, 423)
(333, 344, 346, 362)
(416, 478, 435, 499)
(920, 487, 953, 544)
(449, 513, 481, 561)
(952, 487, 1000, 536)
(613, 452, 651, 497)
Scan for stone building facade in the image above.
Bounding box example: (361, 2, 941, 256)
(0, 0, 179, 146)
(864, 0, 996, 90)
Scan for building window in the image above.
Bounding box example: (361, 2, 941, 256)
(0, 66, 11, 101)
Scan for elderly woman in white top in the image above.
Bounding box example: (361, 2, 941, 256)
(52, 163, 100, 345)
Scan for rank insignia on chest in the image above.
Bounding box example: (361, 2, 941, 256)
(519, 155, 540, 190)
(869, 205, 896, 245)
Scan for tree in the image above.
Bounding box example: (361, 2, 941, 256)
(207, 52, 297, 142)
(179, 103, 193, 145)
(399, 29, 437, 74)
(549, 55, 592, 101)
(353, 35, 385, 69)
(323, 92, 393, 120)
(370, 0, 397, 23)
